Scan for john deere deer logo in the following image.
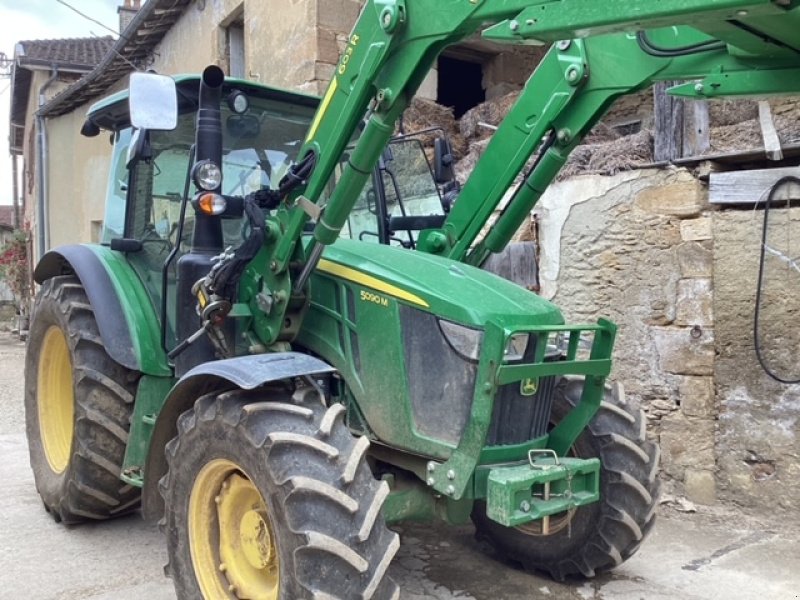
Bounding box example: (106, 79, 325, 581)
(520, 378, 539, 396)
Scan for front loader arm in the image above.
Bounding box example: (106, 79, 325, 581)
(283, 0, 799, 258)
(422, 7, 800, 264)
(252, 0, 800, 346)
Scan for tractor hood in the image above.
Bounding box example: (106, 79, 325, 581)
(321, 238, 563, 331)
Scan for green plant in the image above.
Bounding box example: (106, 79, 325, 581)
(0, 230, 30, 315)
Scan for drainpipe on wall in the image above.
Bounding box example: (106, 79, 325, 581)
(11, 154, 20, 229)
(35, 66, 59, 260)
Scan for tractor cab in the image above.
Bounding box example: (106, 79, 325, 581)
(83, 76, 319, 352)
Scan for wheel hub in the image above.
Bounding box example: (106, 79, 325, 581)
(37, 326, 74, 474)
(189, 460, 279, 600)
(239, 508, 273, 570)
(515, 508, 576, 536)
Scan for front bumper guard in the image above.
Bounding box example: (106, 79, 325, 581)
(486, 453, 600, 527)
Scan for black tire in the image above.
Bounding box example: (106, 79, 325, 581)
(161, 388, 400, 599)
(24, 275, 141, 524)
(472, 377, 659, 581)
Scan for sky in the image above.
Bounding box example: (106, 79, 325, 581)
(0, 0, 122, 206)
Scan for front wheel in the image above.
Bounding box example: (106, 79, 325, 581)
(161, 389, 400, 599)
(472, 377, 660, 581)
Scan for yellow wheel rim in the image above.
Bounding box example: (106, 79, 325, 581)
(37, 326, 74, 474)
(189, 459, 279, 600)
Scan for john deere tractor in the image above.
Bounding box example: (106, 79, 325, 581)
(25, 1, 800, 598)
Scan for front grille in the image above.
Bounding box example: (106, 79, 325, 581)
(486, 374, 558, 445)
(400, 306, 477, 445)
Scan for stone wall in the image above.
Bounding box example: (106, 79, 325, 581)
(713, 208, 800, 514)
(534, 168, 714, 503)
(534, 166, 800, 513)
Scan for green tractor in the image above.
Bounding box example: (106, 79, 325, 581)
(25, 1, 800, 598)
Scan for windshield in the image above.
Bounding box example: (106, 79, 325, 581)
(339, 138, 445, 246)
(103, 88, 316, 346)
(103, 92, 315, 246)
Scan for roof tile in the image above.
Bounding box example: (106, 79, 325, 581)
(18, 36, 114, 69)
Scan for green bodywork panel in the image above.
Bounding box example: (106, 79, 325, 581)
(85, 245, 171, 377)
(382, 474, 474, 525)
(296, 238, 615, 501)
(486, 457, 600, 527)
(122, 375, 175, 486)
(296, 238, 565, 461)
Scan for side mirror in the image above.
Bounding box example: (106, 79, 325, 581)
(129, 72, 178, 131)
(80, 118, 100, 138)
(126, 128, 153, 168)
(434, 137, 455, 184)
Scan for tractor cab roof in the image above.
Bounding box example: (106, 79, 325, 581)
(83, 74, 319, 134)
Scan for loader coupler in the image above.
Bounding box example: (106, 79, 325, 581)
(486, 456, 600, 528)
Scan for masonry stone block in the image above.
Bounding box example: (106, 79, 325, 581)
(317, 28, 341, 64)
(314, 61, 336, 81)
(318, 0, 361, 33)
(679, 376, 715, 418)
(677, 241, 713, 278)
(635, 178, 707, 218)
(680, 217, 712, 241)
(653, 326, 714, 376)
(684, 469, 717, 505)
(659, 414, 716, 478)
(714, 209, 800, 512)
(675, 278, 713, 327)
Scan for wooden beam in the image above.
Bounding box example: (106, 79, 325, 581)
(682, 100, 710, 158)
(710, 167, 800, 205)
(654, 81, 684, 162)
(758, 101, 784, 161)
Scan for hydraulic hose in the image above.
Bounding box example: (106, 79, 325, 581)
(754, 176, 800, 384)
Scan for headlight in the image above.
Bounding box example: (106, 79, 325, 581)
(439, 320, 483, 362)
(504, 333, 529, 361)
(196, 192, 227, 216)
(546, 331, 568, 358)
(193, 160, 223, 191)
(227, 90, 249, 114)
(545, 331, 594, 360)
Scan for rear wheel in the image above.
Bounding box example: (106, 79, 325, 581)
(162, 389, 400, 599)
(24, 276, 141, 523)
(472, 377, 659, 580)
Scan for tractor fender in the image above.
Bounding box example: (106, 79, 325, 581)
(141, 353, 336, 520)
(34, 244, 170, 376)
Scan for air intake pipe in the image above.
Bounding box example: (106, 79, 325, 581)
(192, 65, 225, 250)
(175, 65, 227, 376)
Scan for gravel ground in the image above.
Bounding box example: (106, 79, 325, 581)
(0, 332, 25, 436)
(2, 331, 799, 599)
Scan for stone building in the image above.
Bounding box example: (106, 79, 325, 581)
(9, 35, 114, 259)
(8, 0, 800, 514)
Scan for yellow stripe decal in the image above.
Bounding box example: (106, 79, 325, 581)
(317, 259, 430, 308)
(306, 78, 339, 142)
